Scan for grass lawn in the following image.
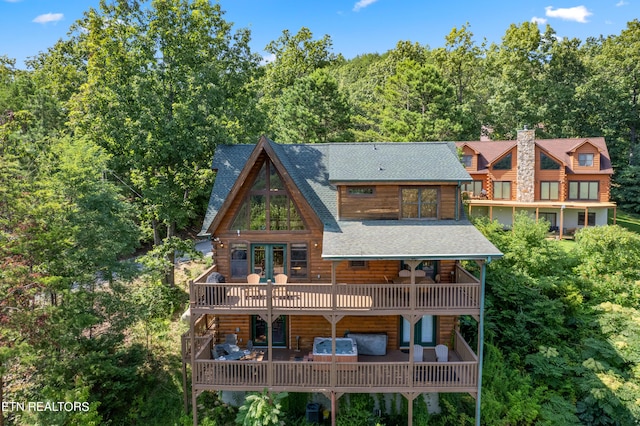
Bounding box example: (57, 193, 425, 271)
(611, 209, 640, 234)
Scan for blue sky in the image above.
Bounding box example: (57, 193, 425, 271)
(1, 0, 637, 68)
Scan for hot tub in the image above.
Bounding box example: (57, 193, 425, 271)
(312, 337, 358, 370)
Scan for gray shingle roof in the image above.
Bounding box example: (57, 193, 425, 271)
(322, 220, 503, 260)
(327, 142, 469, 182)
(200, 139, 501, 260)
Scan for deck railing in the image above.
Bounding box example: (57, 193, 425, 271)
(190, 281, 481, 314)
(192, 359, 477, 392)
(182, 334, 214, 362)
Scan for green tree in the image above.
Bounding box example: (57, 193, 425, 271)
(483, 22, 546, 138)
(68, 0, 261, 284)
(433, 23, 487, 140)
(274, 69, 353, 143)
(379, 59, 459, 141)
(258, 27, 342, 134)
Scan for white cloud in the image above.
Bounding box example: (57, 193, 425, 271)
(531, 16, 548, 25)
(260, 53, 276, 66)
(545, 6, 592, 23)
(353, 0, 378, 12)
(32, 13, 64, 24)
(616, 0, 628, 6)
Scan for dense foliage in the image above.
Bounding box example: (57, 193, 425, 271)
(2, 0, 640, 424)
(474, 214, 640, 425)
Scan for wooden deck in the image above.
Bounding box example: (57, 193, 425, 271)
(191, 344, 476, 393)
(190, 281, 480, 316)
(184, 330, 478, 394)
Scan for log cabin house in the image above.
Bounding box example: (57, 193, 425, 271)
(183, 136, 502, 425)
(457, 129, 616, 238)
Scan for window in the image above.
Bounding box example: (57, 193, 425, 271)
(400, 315, 436, 346)
(578, 153, 594, 167)
(493, 153, 512, 170)
(578, 212, 596, 226)
(252, 315, 287, 346)
(540, 181, 560, 200)
(347, 187, 374, 196)
(290, 244, 308, 278)
(568, 181, 599, 200)
(493, 181, 511, 200)
(231, 160, 305, 231)
(401, 188, 438, 219)
(230, 243, 248, 278)
(540, 152, 560, 170)
(349, 260, 367, 269)
(539, 212, 557, 228)
(461, 180, 483, 195)
(462, 155, 473, 167)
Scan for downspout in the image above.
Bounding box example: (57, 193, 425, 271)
(475, 260, 488, 426)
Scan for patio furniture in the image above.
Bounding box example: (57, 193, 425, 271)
(413, 344, 424, 362)
(244, 273, 263, 298)
(272, 273, 288, 298)
(435, 344, 448, 362)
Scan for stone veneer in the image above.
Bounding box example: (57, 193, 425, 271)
(516, 128, 535, 202)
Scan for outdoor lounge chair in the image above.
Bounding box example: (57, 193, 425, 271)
(244, 273, 262, 298)
(272, 273, 288, 298)
(435, 344, 448, 362)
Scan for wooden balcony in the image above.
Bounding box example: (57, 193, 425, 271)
(189, 330, 478, 395)
(189, 266, 480, 317)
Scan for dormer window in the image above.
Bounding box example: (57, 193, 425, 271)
(578, 153, 594, 167)
(462, 155, 473, 168)
(493, 153, 512, 170)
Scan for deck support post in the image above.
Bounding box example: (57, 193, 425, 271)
(190, 306, 198, 426)
(401, 392, 419, 426)
(475, 260, 487, 426)
(331, 391, 336, 426)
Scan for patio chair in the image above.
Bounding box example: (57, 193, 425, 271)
(398, 269, 411, 277)
(413, 344, 424, 362)
(244, 273, 262, 299)
(273, 273, 288, 298)
(435, 344, 448, 362)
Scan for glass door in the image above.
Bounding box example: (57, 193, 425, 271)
(251, 244, 286, 282)
(401, 315, 436, 346)
(252, 315, 287, 347)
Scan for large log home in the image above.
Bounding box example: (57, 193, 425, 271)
(183, 136, 502, 426)
(457, 128, 616, 238)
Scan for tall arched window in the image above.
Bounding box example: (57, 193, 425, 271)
(231, 160, 306, 231)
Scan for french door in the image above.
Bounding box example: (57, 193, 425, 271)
(251, 315, 287, 347)
(401, 315, 436, 346)
(251, 244, 286, 282)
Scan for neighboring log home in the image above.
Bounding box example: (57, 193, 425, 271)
(183, 136, 502, 426)
(457, 128, 616, 238)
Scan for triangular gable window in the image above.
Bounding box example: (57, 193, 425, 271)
(231, 159, 306, 231)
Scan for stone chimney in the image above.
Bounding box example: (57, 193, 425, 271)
(516, 127, 535, 202)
